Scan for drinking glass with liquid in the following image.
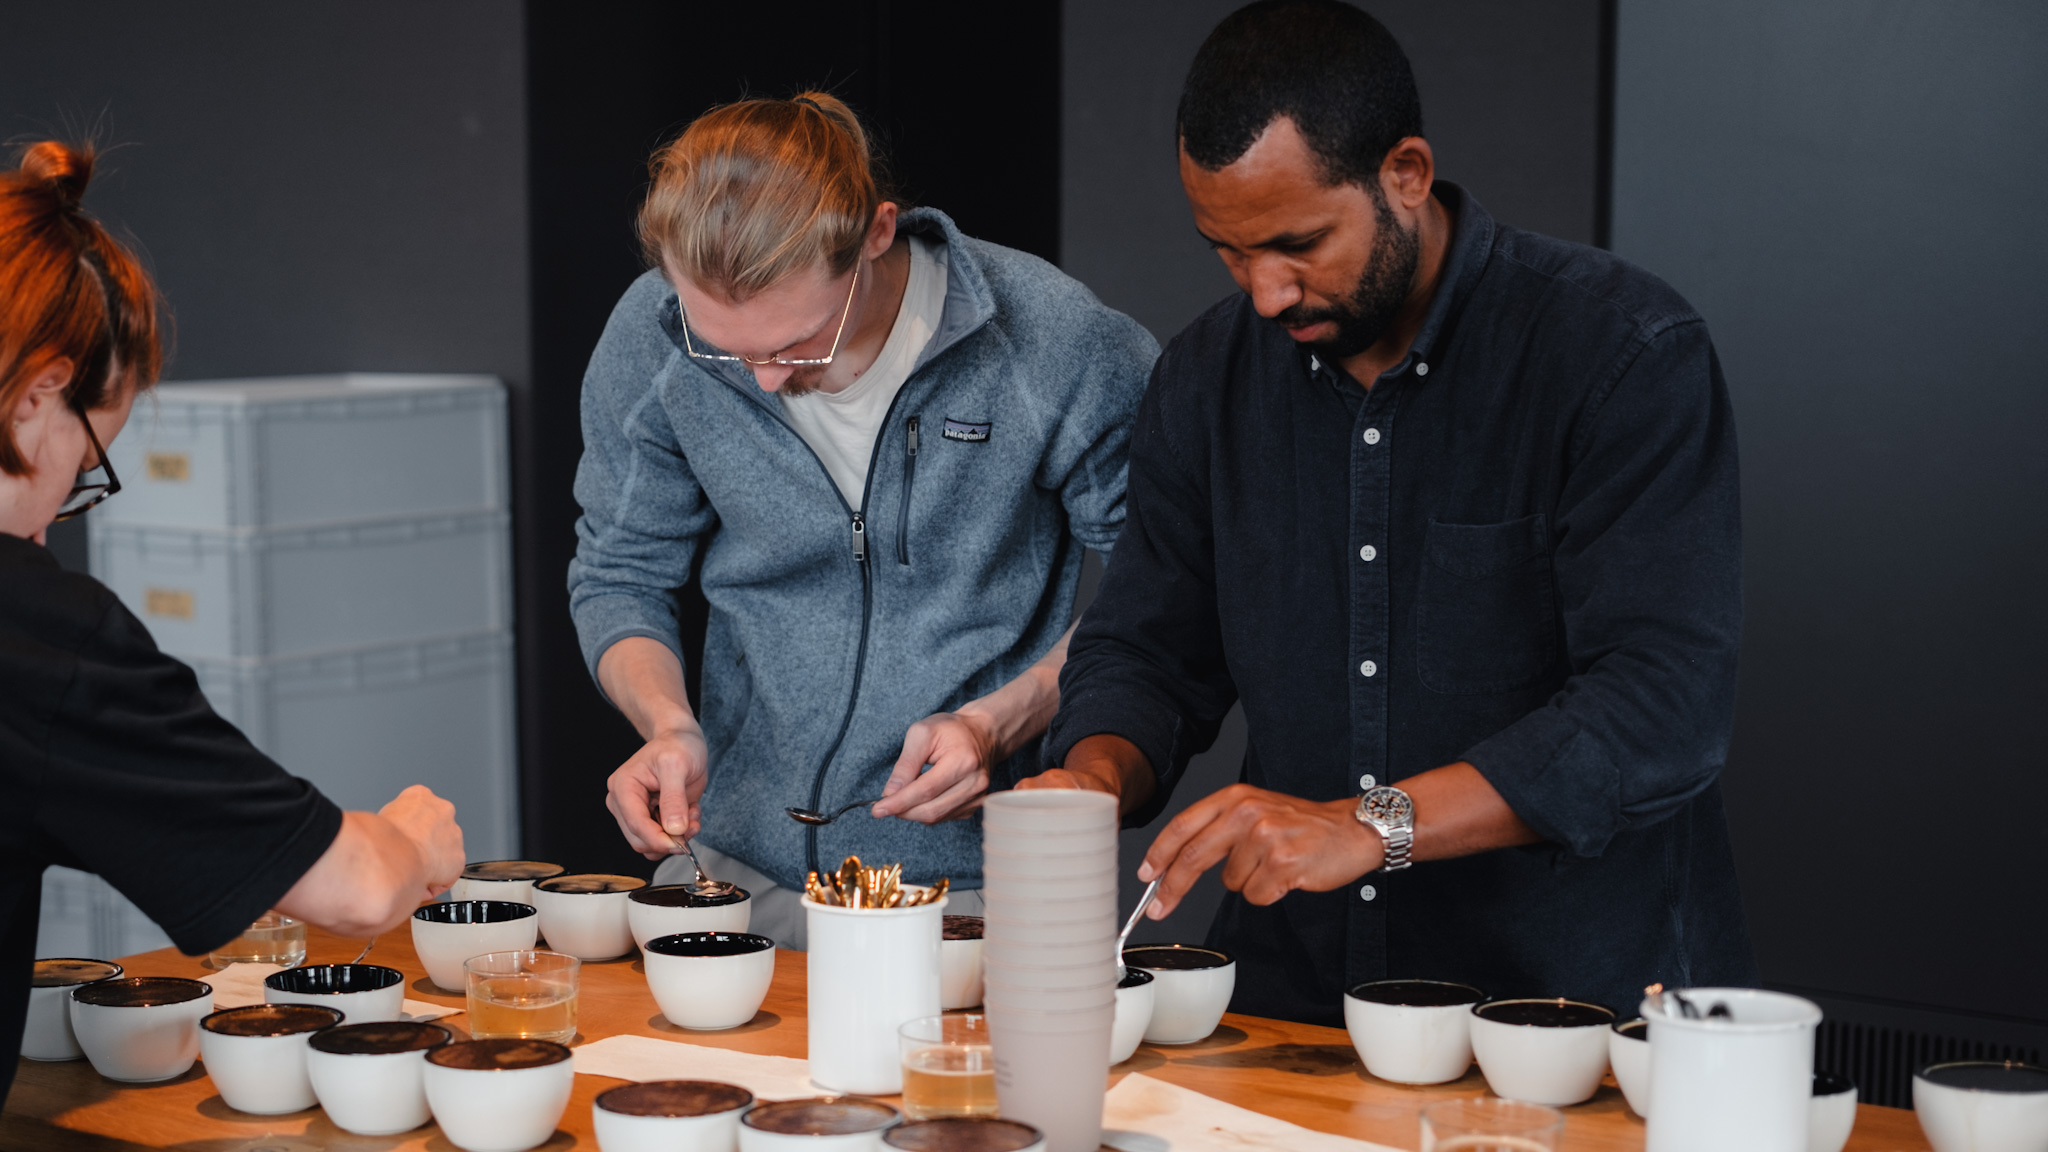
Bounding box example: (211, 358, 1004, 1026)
(1420, 1097, 1565, 1151)
(209, 911, 306, 967)
(464, 950, 579, 1044)
(899, 1013, 996, 1120)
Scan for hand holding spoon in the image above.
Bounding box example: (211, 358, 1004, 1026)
(786, 795, 887, 826)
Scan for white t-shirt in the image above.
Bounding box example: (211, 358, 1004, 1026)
(780, 234, 948, 508)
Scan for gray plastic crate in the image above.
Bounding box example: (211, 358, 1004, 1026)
(98, 374, 506, 531)
(90, 510, 510, 660)
(191, 631, 517, 861)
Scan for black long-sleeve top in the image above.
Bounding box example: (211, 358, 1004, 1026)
(1046, 184, 1757, 1024)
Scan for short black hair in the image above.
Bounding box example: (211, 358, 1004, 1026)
(1177, 0, 1423, 189)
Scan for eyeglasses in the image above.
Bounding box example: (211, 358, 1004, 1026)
(679, 268, 859, 367)
(53, 402, 120, 521)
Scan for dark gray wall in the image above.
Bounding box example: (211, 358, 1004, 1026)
(1061, 0, 1609, 944)
(1063, 0, 1605, 343)
(1614, 0, 2048, 1025)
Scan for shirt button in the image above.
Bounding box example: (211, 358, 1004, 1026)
(1359, 544, 1377, 562)
(1359, 884, 1378, 902)
(1358, 774, 1376, 789)
(1359, 660, 1378, 678)
(1415, 362, 1429, 376)
(1363, 428, 1381, 445)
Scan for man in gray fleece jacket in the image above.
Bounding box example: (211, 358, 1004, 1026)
(567, 92, 1156, 947)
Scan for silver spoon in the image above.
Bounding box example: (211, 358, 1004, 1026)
(785, 795, 886, 826)
(1115, 878, 1162, 982)
(676, 836, 736, 897)
(348, 936, 375, 965)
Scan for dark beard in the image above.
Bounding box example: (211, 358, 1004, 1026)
(1274, 186, 1420, 361)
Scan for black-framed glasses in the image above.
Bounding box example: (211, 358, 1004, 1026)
(53, 403, 120, 521)
(679, 267, 860, 367)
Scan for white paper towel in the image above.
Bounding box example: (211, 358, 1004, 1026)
(1102, 1073, 1404, 1152)
(207, 962, 458, 1023)
(570, 1034, 818, 1100)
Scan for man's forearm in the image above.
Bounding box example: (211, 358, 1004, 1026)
(1403, 760, 1542, 862)
(597, 636, 700, 741)
(1023, 731, 1159, 818)
(955, 622, 1076, 762)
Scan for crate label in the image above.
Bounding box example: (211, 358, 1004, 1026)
(143, 588, 195, 619)
(145, 452, 191, 482)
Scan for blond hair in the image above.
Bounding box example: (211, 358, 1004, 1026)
(640, 91, 893, 301)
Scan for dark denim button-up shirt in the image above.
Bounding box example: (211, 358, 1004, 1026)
(1048, 184, 1757, 1026)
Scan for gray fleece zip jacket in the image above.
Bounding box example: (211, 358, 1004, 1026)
(568, 208, 1158, 891)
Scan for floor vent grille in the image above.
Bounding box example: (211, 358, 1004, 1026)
(1816, 1018, 2044, 1109)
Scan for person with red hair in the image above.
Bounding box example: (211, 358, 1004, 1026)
(0, 142, 468, 1104)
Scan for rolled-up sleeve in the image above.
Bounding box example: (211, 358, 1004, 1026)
(1461, 319, 1743, 857)
(567, 302, 716, 690)
(1044, 350, 1240, 827)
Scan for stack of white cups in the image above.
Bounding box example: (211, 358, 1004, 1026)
(980, 790, 1118, 1152)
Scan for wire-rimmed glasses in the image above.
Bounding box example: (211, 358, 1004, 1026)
(679, 267, 859, 367)
(54, 402, 120, 521)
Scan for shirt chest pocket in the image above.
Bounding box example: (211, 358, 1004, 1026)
(1414, 514, 1559, 694)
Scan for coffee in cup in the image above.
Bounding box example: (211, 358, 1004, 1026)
(452, 859, 566, 906)
(307, 1020, 450, 1136)
(199, 1003, 342, 1114)
(644, 931, 777, 1030)
(1468, 997, 1614, 1106)
(532, 873, 646, 961)
(1344, 979, 1485, 1085)
(941, 915, 985, 1011)
(23, 958, 122, 1061)
(1122, 944, 1235, 1045)
(884, 1117, 1047, 1152)
(1913, 1060, 2048, 1152)
(69, 975, 213, 1082)
(741, 1096, 902, 1151)
(411, 899, 540, 991)
(425, 1038, 576, 1152)
(594, 1079, 755, 1152)
(1809, 1071, 1858, 1152)
(628, 883, 754, 949)
(265, 962, 406, 1023)
(1609, 1017, 1651, 1116)
(1111, 968, 1156, 1065)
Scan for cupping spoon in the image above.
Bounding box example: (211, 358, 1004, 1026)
(1115, 877, 1163, 982)
(785, 795, 887, 826)
(677, 836, 736, 897)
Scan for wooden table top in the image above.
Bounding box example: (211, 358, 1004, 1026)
(3, 923, 1933, 1152)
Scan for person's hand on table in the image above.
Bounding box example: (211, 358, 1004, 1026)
(605, 723, 710, 860)
(873, 710, 999, 823)
(1135, 784, 1383, 919)
(378, 784, 466, 901)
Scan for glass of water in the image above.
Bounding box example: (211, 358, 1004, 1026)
(209, 911, 306, 968)
(464, 949, 579, 1044)
(1420, 1098, 1565, 1151)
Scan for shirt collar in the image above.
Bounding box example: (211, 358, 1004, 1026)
(1301, 180, 1495, 385)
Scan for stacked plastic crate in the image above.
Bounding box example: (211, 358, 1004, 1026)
(42, 374, 519, 959)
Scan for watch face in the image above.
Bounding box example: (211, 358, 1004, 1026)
(1361, 787, 1413, 825)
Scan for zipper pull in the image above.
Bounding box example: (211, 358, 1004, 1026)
(851, 512, 866, 562)
(907, 415, 920, 456)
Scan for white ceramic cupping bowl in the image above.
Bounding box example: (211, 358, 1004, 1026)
(643, 932, 777, 1030)
(940, 916, 985, 1011)
(451, 860, 567, 906)
(531, 874, 645, 961)
(199, 1003, 344, 1114)
(411, 900, 541, 992)
(1912, 1061, 2048, 1152)
(592, 1079, 755, 1152)
(69, 976, 214, 1083)
(264, 963, 406, 1023)
(1121, 945, 1235, 1045)
(22, 958, 123, 1061)
(1809, 1072, 1858, 1152)
(739, 1096, 902, 1152)
(425, 1038, 577, 1152)
(628, 884, 753, 950)
(1111, 970, 1157, 1065)
(306, 1021, 452, 1136)
(1468, 998, 1614, 1107)
(1609, 1019, 1652, 1116)
(1343, 979, 1485, 1085)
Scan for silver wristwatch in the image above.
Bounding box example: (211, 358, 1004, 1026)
(1354, 785, 1415, 872)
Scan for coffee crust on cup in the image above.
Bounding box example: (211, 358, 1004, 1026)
(310, 1021, 451, 1055)
(742, 1097, 900, 1135)
(202, 1004, 343, 1036)
(461, 860, 567, 881)
(31, 958, 122, 988)
(596, 1079, 754, 1117)
(427, 1038, 571, 1071)
(536, 873, 647, 895)
(1473, 998, 1615, 1028)
(885, 1116, 1044, 1151)
(72, 976, 212, 1008)
(942, 915, 984, 941)
(1123, 944, 1233, 971)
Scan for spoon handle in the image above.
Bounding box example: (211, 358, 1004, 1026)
(1116, 878, 1162, 978)
(834, 795, 886, 820)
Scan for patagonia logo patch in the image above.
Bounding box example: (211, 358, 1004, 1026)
(941, 418, 992, 443)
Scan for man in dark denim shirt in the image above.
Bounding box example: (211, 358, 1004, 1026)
(1027, 0, 1755, 1025)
